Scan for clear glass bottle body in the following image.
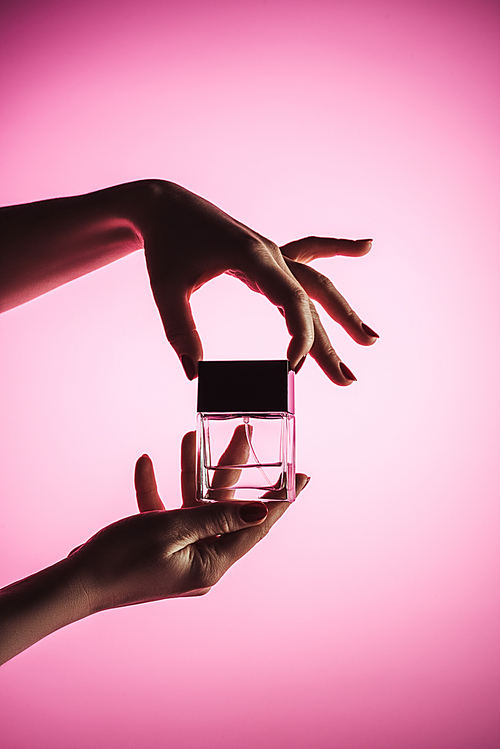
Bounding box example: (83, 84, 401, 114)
(197, 412, 295, 502)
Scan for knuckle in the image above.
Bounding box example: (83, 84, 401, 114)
(343, 306, 360, 325)
(315, 270, 335, 291)
(264, 238, 281, 255)
(308, 298, 321, 320)
(248, 236, 279, 261)
(323, 343, 338, 360)
(287, 283, 309, 307)
(313, 338, 339, 362)
(166, 328, 197, 346)
(243, 233, 282, 260)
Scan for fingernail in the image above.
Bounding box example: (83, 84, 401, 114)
(294, 355, 306, 374)
(361, 323, 379, 339)
(180, 355, 196, 381)
(339, 362, 357, 382)
(239, 502, 268, 523)
(357, 239, 373, 252)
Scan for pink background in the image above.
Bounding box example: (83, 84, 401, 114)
(1, 0, 499, 746)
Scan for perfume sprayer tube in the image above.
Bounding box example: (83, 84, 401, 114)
(197, 360, 296, 502)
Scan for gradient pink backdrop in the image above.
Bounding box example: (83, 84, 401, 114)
(1, 0, 499, 747)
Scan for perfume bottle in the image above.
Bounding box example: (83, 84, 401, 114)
(197, 360, 295, 502)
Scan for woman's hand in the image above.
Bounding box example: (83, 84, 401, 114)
(73, 432, 309, 612)
(0, 433, 309, 664)
(139, 180, 378, 384)
(0, 179, 378, 384)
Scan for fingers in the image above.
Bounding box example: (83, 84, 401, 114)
(197, 500, 287, 568)
(306, 300, 357, 385)
(186, 472, 311, 579)
(182, 425, 252, 506)
(134, 454, 165, 512)
(280, 257, 379, 385)
(295, 472, 311, 496)
(210, 424, 250, 500)
(181, 431, 197, 508)
(263, 472, 310, 499)
(285, 258, 378, 346)
(173, 500, 270, 551)
(150, 286, 203, 380)
(281, 237, 372, 263)
(249, 254, 314, 370)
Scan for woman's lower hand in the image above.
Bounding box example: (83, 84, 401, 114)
(72, 433, 309, 613)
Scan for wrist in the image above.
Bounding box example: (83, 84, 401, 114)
(69, 548, 113, 615)
(0, 554, 93, 664)
(112, 178, 176, 246)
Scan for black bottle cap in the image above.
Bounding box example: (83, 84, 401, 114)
(197, 360, 294, 413)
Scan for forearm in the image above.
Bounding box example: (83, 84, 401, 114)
(0, 555, 91, 665)
(0, 179, 165, 312)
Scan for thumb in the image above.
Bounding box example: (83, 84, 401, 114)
(281, 236, 372, 263)
(152, 287, 203, 380)
(134, 454, 165, 512)
(178, 501, 269, 547)
(175, 501, 284, 582)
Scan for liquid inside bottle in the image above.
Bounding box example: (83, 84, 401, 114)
(198, 412, 295, 501)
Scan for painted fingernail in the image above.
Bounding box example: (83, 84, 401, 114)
(361, 323, 379, 338)
(180, 355, 196, 381)
(339, 362, 357, 382)
(239, 502, 268, 523)
(294, 355, 306, 374)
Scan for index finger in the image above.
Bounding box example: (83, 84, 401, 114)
(249, 255, 314, 370)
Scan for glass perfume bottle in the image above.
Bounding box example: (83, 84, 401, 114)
(197, 360, 295, 502)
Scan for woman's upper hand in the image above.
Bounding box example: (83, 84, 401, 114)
(137, 180, 378, 385)
(0, 179, 378, 384)
(72, 433, 309, 613)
